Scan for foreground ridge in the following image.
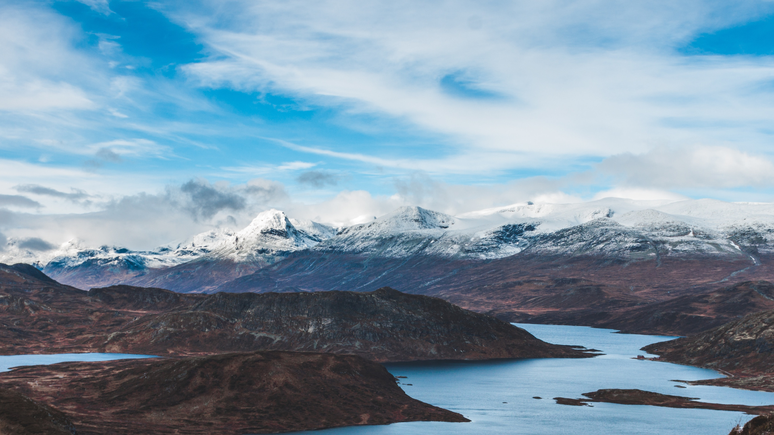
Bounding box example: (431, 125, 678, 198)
(0, 351, 468, 434)
(0, 264, 590, 362)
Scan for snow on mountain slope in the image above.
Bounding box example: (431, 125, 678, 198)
(316, 206, 462, 257)
(318, 199, 774, 259)
(289, 218, 338, 242)
(5, 199, 774, 274)
(1, 239, 191, 273)
(11, 210, 335, 280)
(204, 209, 329, 263)
(316, 206, 542, 259)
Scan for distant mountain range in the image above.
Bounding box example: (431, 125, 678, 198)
(3, 198, 774, 298)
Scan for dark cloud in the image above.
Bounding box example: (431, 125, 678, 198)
(95, 147, 123, 163)
(17, 237, 55, 251)
(0, 194, 41, 209)
(84, 147, 123, 169)
(15, 184, 91, 202)
(179, 179, 246, 220)
(244, 179, 288, 201)
(296, 170, 341, 188)
(0, 232, 6, 252)
(0, 209, 18, 226)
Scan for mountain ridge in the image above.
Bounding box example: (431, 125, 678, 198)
(1, 199, 772, 294)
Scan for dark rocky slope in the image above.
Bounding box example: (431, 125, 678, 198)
(644, 308, 774, 375)
(446, 278, 774, 336)
(730, 414, 774, 435)
(0, 264, 587, 362)
(214, 251, 762, 298)
(0, 351, 467, 434)
(643, 307, 774, 392)
(0, 267, 202, 355)
(96, 287, 588, 361)
(0, 388, 78, 435)
(33, 247, 774, 338)
(590, 281, 774, 335)
(210, 252, 774, 336)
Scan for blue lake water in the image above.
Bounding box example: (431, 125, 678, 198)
(0, 353, 155, 373)
(0, 327, 770, 434)
(292, 324, 774, 435)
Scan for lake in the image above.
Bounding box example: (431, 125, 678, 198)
(291, 324, 774, 435)
(0, 326, 770, 435)
(0, 353, 155, 373)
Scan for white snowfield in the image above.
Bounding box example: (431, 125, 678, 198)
(3, 198, 774, 271)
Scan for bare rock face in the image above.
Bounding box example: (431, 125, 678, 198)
(98, 287, 590, 361)
(0, 351, 468, 435)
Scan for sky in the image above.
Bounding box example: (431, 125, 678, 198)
(2, 0, 774, 250)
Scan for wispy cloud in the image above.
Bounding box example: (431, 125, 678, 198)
(75, 0, 112, 16)
(0, 195, 41, 209)
(221, 160, 318, 176)
(172, 0, 774, 170)
(0, 5, 97, 112)
(15, 184, 92, 203)
(596, 146, 774, 189)
(2, 0, 774, 249)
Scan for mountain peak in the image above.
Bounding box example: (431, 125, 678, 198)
(243, 209, 290, 234)
(384, 206, 456, 230)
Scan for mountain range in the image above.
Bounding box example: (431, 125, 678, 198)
(3, 198, 774, 330)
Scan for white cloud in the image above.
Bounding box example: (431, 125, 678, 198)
(596, 146, 774, 189)
(277, 161, 317, 171)
(221, 160, 318, 176)
(87, 139, 172, 159)
(171, 0, 774, 172)
(76, 0, 113, 15)
(0, 5, 98, 112)
(592, 188, 688, 202)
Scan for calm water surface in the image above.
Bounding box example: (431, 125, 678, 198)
(0, 353, 155, 372)
(0, 327, 770, 434)
(293, 324, 773, 435)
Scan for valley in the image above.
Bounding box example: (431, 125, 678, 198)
(2, 199, 774, 434)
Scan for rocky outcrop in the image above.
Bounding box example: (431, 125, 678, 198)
(0, 351, 468, 434)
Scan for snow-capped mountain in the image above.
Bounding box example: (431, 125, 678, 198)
(0, 210, 336, 290)
(3, 198, 774, 291)
(202, 209, 332, 263)
(312, 200, 774, 260)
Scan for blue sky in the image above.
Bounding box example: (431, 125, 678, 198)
(2, 0, 774, 248)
